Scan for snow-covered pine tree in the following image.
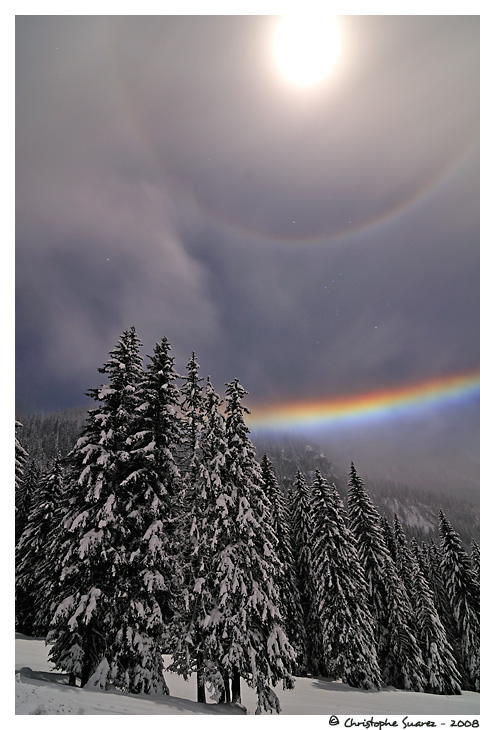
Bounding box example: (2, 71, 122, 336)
(15, 459, 40, 547)
(169, 377, 229, 702)
(47, 327, 152, 690)
(106, 334, 184, 694)
(178, 352, 204, 483)
(260, 454, 306, 676)
(16, 454, 67, 636)
(409, 538, 428, 576)
(393, 514, 416, 599)
(438, 511, 480, 691)
(173, 351, 207, 701)
(15, 421, 28, 486)
(420, 539, 459, 662)
(470, 539, 480, 585)
(288, 469, 320, 676)
(202, 379, 295, 713)
(409, 554, 462, 695)
(380, 515, 397, 563)
(15, 421, 29, 541)
(15, 457, 41, 634)
(347, 463, 425, 691)
(310, 471, 382, 689)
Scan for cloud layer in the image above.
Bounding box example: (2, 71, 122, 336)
(16, 16, 479, 494)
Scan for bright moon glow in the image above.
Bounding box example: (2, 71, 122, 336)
(274, 14, 341, 86)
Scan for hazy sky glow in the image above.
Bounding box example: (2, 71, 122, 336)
(15, 14, 480, 495)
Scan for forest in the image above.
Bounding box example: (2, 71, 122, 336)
(15, 327, 480, 714)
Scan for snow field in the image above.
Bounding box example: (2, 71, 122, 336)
(15, 634, 479, 717)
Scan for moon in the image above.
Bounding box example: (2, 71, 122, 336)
(273, 14, 341, 87)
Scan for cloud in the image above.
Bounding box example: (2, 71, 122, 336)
(16, 175, 220, 408)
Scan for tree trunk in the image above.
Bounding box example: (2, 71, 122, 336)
(232, 666, 241, 704)
(196, 653, 206, 703)
(220, 671, 231, 703)
(80, 661, 92, 687)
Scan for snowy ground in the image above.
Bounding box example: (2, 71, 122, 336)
(15, 633, 480, 719)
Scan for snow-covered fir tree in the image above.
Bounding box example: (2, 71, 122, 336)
(200, 379, 295, 713)
(16, 454, 67, 636)
(438, 511, 480, 691)
(259, 454, 305, 675)
(15, 421, 28, 488)
(470, 539, 480, 585)
(380, 515, 397, 563)
(347, 463, 425, 691)
(171, 352, 209, 701)
(288, 469, 320, 676)
(106, 334, 183, 694)
(170, 377, 235, 703)
(310, 470, 382, 688)
(409, 538, 428, 576)
(409, 554, 462, 695)
(178, 352, 204, 481)
(393, 514, 416, 599)
(15, 421, 29, 542)
(15, 458, 40, 546)
(47, 327, 173, 693)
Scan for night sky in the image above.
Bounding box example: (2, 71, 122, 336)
(15, 14, 480, 496)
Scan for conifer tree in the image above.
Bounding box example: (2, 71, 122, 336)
(260, 454, 305, 675)
(170, 374, 232, 703)
(107, 334, 183, 693)
(394, 514, 415, 599)
(172, 352, 208, 701)
(421, 539, 459, 661)
(15, 421, 28, 490)
(201, 379, 295, 713)
(16, 454, 67, 636)
(379, 558, 425, 691)
(310, 470, 382, 689)
(288, 469, 320, 676)
(438, 511, 480, 691)
(15, 459, 40, 546)
(380, 515, 397, 563)
(347, 463, 425, 691)
(15, 421, 29, 542)
(470, 539, 480, 585)
(410, 538, 428, 577)
(179, 352, 204, 484)
(410, 555, 462, 695)
(47, 327, 174, 693)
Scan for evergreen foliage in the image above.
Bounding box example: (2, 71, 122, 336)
(107, 334, 183, 693)
(379, 559, 425, 691)
(438, 511, 480, 691)
(15, 458, 40, 546)
(200, 379, 295, 713)
(170, 375, 228, 703)
(14, 327, 479, 707)
(310, 470, 382, 689)
(288, 469, 320, 675)
(260, 454, 306, 675)
(410, 555, 462, 695)
(470, 539, 480, 584)
(347, 463, 425, 691)
(47, 328, 172, 693)
(16, 454, 67, 635)
(393, 514, 416, 599)
(380, 515, 397, 563)
(15, 421, 28, 489)
(15, 422, 29, 543)
(178, 352, 204, 482)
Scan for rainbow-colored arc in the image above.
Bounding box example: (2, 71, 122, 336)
(247, 370, 480, 431)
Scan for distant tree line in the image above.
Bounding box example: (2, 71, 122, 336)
(15, 328, 480, 712)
